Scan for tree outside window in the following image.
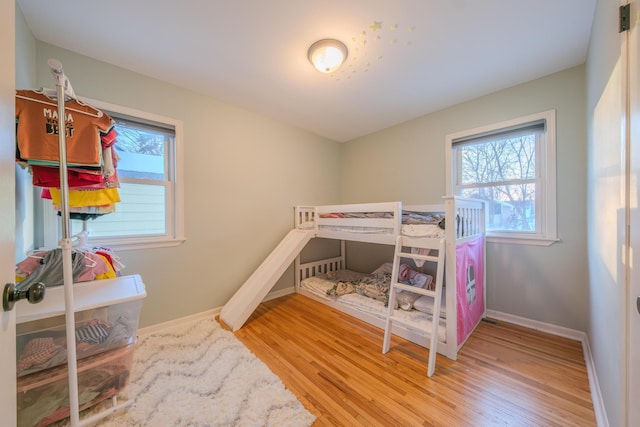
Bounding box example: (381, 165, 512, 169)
(447, 110, 557, 245)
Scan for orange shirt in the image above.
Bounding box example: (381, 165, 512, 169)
(15, 89, 113, 167)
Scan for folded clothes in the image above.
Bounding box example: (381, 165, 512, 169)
(17, 337, 62, 372)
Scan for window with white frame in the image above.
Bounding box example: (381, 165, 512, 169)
(44, 100, 185, 250)
(446, 110, 558, 245)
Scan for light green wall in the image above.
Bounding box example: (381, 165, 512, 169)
(29, 43, 342, 328)
(25, 39, 590, 332)
(342, 66, 588, 332)
(586, 0, 625, 425)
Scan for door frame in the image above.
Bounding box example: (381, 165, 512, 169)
(1, 1, 18, 425)
(626, 1, 640, 425)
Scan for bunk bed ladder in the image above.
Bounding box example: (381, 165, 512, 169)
(382, 236, 446, 377)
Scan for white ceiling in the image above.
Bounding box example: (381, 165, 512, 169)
(17, 0, 596, 142)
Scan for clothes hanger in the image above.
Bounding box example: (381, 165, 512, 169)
(73, 250, 98, 268)
(17, 58, 104, 118)
(25, 249, 46, 259)
(16, 91, 104, 119)
(26, 247, 97, 268)
(71, 231, 90, 249)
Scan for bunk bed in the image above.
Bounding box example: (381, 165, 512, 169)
(292, 196, 486, 361)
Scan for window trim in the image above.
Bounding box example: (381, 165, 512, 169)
(445, 110, 558, 246)
(43, 97, 185, 251)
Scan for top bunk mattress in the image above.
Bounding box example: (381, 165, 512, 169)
(314, 207, 446, 239)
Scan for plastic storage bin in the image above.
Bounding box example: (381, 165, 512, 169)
(15, 275, 146, 377)
(17, 342, 135, 427)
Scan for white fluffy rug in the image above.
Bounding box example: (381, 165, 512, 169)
(83, 317, 315, 427)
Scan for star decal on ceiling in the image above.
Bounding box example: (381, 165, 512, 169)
(329, 19, 416, 81)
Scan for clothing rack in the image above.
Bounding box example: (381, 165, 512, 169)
(48, 57, 82, 427)
(48, 59, 132, 427)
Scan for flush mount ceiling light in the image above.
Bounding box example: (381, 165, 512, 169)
(308, 39, 348, 74)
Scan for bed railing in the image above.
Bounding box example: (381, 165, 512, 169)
(295, 255, 345, 292)
(316, 202, 401, 244)
(295, 197, 486, 243)
(443, 196, 486, 240)
(298, 256, 345, 281)
(295, 206, 315, 229)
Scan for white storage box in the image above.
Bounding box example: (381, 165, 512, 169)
(16, 274, 145, 377)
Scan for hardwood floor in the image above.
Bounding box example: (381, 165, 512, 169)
(229, 294, 596, 427)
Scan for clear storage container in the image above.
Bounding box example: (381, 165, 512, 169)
(17, 342, 136, 427)
(15, 274, 145, 377)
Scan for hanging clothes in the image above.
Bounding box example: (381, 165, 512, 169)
(15, 89, 114, 167)
(16, 249, 87, 290)
(15, 244, 125, 286)
(15, 88, 122, 218)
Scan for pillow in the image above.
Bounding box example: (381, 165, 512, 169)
(398, 264, 434, 290)
(371, 262, 393, 275)
(395, 291, 422, 311)
(413, 293, 447, 318)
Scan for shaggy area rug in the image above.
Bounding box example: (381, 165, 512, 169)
(79, 317, 315, 427)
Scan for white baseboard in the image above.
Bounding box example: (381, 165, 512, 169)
(138, 308, 221, 337)
(263, 286, 295, 301)
(580, 335, 609, 427)
(137, 287, 296, 337)
(486, 309, 584, 341)
(487, 310, 608, 427)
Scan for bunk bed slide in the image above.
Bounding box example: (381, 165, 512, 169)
(219, 229, 314, 331)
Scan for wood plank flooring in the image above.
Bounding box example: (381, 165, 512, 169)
(228, 294, 596, 427)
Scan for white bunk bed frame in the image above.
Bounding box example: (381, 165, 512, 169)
(293, 196, 486, 361)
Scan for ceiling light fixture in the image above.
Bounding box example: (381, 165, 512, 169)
(308, 39, 348, 74)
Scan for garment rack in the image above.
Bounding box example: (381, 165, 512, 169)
(48, 58, 132, 427)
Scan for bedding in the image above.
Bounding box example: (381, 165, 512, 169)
(401, 224, 444, 238)
(318, 211, 445, 225)
(317, 209, 447, 238)
(323, 263, 436, 308)
(413, 293, 447, 319)
(300, 271, 447, 340)
(301, 262, 447, 333)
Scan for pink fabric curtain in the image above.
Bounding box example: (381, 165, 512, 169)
(455, 235, 485, 345)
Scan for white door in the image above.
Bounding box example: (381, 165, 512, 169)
(627, 1, 640, 425)
(0, 0, 17, 425)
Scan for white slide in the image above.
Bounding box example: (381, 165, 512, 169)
(220, 229, 314, 331)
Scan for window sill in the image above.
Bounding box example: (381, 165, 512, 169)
(89, 237, 186, 252)
(487, 235, 559, 246)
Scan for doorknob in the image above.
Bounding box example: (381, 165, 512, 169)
(3, 282, 45, 312)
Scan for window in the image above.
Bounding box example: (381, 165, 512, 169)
(43, 100, 185, 250)
(446, 110, 558, 245)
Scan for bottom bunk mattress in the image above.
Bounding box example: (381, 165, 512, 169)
(299, 265, 447, 342)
